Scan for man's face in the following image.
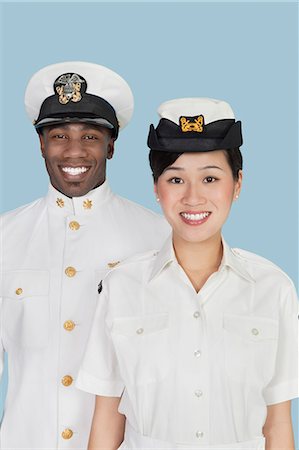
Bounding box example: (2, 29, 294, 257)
(39, 123, 115, 198)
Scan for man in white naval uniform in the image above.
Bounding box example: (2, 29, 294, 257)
(0, 62, 170, 449)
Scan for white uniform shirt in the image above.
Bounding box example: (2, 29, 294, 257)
(0, 181, 170, 450)
(77, 236, 299, 449)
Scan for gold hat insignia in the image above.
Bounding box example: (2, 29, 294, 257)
(54, 73, 86, 105)
(180, 115, 204, 133)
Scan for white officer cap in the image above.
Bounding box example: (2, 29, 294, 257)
(148, 97, 242, 152)
(158, 97, 235, 125)
(25, 61, 134, 138)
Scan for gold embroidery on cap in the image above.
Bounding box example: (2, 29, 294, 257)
(55, 73, 85, 105)
(107, 261, 120, 269)
(83, 199, 92, 210)
(56, 198, 65, 208)
(180, 115, 204, 133)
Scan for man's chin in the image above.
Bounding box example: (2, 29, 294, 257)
(54, 182, 91, 199)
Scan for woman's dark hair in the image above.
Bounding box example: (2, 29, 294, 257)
(149, 148, 243, 182)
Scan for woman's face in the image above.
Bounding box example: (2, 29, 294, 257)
(155, 151, 242, 246)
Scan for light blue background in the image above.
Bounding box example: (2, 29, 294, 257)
(0, 1, 298, 445)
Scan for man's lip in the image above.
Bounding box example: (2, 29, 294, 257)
(59, 165, 92, 178)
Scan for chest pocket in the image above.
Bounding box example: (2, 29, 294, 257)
(223, 313, 279, 386)
(111, 313, 170, 386)
(1, 270, 50, 349)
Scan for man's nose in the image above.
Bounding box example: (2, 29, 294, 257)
(63, 138, 88, 158)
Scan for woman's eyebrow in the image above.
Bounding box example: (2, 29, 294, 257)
(164, 165, 224, 172)
(199, 165, 224, 171)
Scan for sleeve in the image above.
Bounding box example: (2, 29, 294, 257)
(76, 281, 125, 397)
(263, 282, 299, 405)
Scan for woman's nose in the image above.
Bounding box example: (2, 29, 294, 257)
(182, 183, 206, 206)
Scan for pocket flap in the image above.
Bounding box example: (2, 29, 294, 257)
(1, 270, 50, 299)
(112, 313, 169, 337)
(223, 313, 278, 341)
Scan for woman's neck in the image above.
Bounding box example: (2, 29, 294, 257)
(173, 233, 223, 292)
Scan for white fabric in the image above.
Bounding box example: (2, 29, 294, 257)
(157, 98, 235, 125)
(119, 423, 266, 450)
(24, 61, 134, 129)
(77, 236, 299, 448)
(0, 181, 170, 449)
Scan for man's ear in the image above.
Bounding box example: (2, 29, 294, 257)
(38, 131, 45, 158)
(107, 139, 115, 160)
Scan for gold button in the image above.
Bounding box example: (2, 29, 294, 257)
(251, 328, 259, 336)
(61, 429, 73, 440)
(69, 221, 80, 231)
(63, 320, 75, 331)
(61, 375, 73, 386)
(15, 288, 23, 295)
(65, 266, 77, 277)
(136, 328, 144, 335)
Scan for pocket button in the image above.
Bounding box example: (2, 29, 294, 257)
(251, 328, 259, 336)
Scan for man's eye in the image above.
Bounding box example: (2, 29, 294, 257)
(203, 176, 217, 183)
(169, 177, 184, 184)
(53, 134, 67, 139)
(83, 135, 97, 140)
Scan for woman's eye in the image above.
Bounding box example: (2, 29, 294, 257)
(203, 176, 217, 183)
(169, 177, 184, 184)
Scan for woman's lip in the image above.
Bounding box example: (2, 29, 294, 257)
(180, 211, 211, 225)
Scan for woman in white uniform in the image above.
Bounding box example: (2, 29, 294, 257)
(77, 98, 298, 450)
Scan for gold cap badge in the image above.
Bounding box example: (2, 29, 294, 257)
(180, 115, 204, 133)
(54, 73, 86, 105)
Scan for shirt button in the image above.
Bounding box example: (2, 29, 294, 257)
(61, 429, 73, 440)
(194, 390, 203, 397)
(69, 221, 80, 231)
(136, 328, 144, 335)
(15, 288, 23, 295)
(193, 311, 200, 319)
(63, 320, 76, 331)
(61, 375, 73, 387)
(194, 350, 201, 357)
(65, 266, 77, 277)
(251, 328, 259, 336)
(196, 431, 204, 439)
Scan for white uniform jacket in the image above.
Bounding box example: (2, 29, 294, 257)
(77, 236, 299, 450)
(0, 181, 170, 449)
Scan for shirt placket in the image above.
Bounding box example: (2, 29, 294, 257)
(58, 213, 86, 447)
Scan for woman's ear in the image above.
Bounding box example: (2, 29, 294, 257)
(154, 182, 160, 202)
(234, 170, 243, 200)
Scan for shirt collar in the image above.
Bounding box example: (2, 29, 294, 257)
(46, 180, 112, 216)
(149, 235, 254, 283)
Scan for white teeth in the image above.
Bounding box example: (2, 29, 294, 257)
(181, 212, 210, 221)
(61, 167, 88, 175)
